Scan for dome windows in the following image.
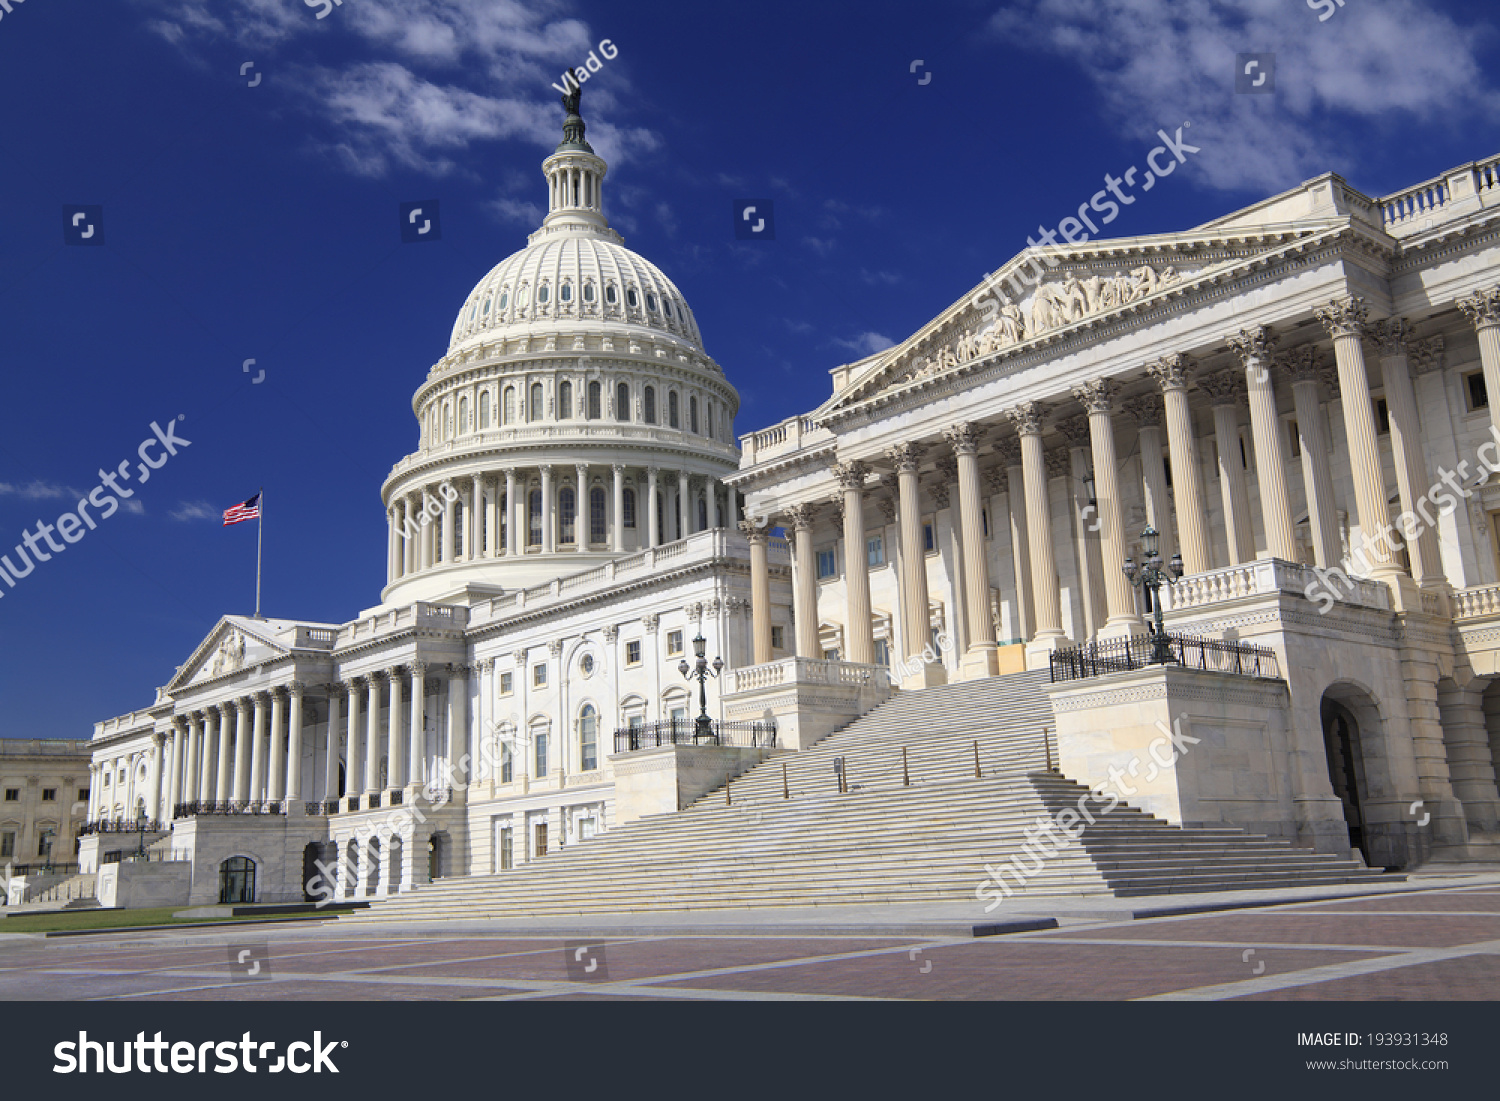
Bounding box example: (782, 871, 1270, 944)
(518, 285, 531, 308)
(616, 382, 630, 422)
(644, 386, 657, 424)
(626, 287, 639, 310)
(605, 284, 618, 305)
(646, 293, 657, 312)
(559, 380, 573, 420)
(583, 282, 595, 303)
(538, 283, 550, 305)
(529, 382, 544, 421)
(587, 381, 602, 420)
(482, 297, 492, 317)
(663, 299, 673, 319)
(560, 282, 573, 303)
(498, 289, 509, 311)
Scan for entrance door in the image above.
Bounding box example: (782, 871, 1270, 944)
(535, 821, 548, 858)
(1322, 703, 1369, 863)
(218, 856, 256, 904)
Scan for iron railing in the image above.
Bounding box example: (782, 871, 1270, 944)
(81, 818, 167, 835)
(613, 719, 777, 753)
(172, 801, 287, 818)
(1049, 631, 1281, 683)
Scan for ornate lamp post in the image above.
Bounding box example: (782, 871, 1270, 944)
(134, 809, 149, 861)
(678, 633, 725, 743)
(1122, 525, 1184, 664)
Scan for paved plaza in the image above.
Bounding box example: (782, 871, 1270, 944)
(3, 875, 1498, 1001)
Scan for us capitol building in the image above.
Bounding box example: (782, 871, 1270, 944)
(74, 89, 1500, 906)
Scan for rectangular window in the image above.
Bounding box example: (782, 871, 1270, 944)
(499, 671, 513, 695)
(816, 548, 837, 579)
(535, 821, 548, 858)
(501, 746, 513, 784)
(1466, 370, 1489, 411)
(78, 788, 89, 803)
(923, 521, 936, 553)
(670, 705, 688, 725)
(667, 630, 684, 656)
(499, 826, 513, 871)
(533, 664, 548, 688)
(535, 733, 549, 778)
(866, 534, 884, 567)
(41, 789, 56, 802)
(874, 639, 890, 667)
(771, 625, 785, 650)
(627, 714, 644, 733)
(0, 831, 13, 858)
(3, 789, 17, 802)
(626, 640, 642, 665)
(823, 648, 840, 661)
(580, 817, 596, 840)
(1375, 397, 1390, 435)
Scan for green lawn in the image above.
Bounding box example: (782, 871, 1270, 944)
(0, 906, 319, 935)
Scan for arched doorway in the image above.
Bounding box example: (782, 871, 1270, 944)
(1321, 698, 1369, 861)
(1319, 683, 1400, 868)
(344, 839, 359, 898)
(301, 841, 334, 902)
(388, 836, 403, 894)
(218, 856, 256, 904)
(366, 839, 381, 896)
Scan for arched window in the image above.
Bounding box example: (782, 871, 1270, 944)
(587, 381, 601, 419)
(528, 489, 542, 547)
(559, 487, 577, 545)
(706, 401, 714, 439)
(668, 391, 680, 428)
(644, 386, 657, 424)
(479, 389, 491, 429)
(559, 381, 573, 420)
(503, 386, 515, 425)
(590, 487, 606, 544)
(623, 488, 636, 529)
(690, 396, 700, 434)
(500, 741, 513, 784)
(698, 496, 708, 532)
(218, 856, 256, 905)
(458, 396, 468, 434)
(580, 705, 598, 772)
(616, 382, 630, 422)
(530, 382, 544, 421)
(499, 493, 508, 552)
(445, 405, 453, 438)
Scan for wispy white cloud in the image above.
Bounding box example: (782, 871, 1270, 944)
(132, 0, 657, 178)
(169, 501, 220, 522)
(0, 481, 81, 501)
(987, 0, 1496, 192)
(832, 331, 896, 357)
(802, 236, 836, 256)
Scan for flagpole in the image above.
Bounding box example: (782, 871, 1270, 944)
(255, 488, 263, 619)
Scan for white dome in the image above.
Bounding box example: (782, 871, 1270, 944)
(448, 233, 706, 357)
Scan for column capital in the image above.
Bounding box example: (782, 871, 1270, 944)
(737, 519, 770, 543)
(1410, 334, 1447, 375)
(1314, 297, 1368, 340)
(786, 503, 816, 531)
(1369, 317, 1415, 358)
(1145, 352, 1194, 392)
(611, 462, 626, 475)
(885, 441, 925, 474)
(1458, 286, 1500, 332)
(546, 639, 564, 657)
(1056, 414, 1090, 448)
(1072, 378, 1114, 415)
(288, 680, 306, 696)
(1004, 401, 1045, 437)
(538, 463, 553, 476)
(1120, 394, 1161, 428)
(477, 657, 496, 673)
(1227, 324, 1279, 362)
(646, 465, 660, 480)
(641, 613, 660, 633)
(943, 422, 982, 456)
(448, 662, 472, 678)
(833, 459, 869, 490)
(385, 664, 406, 681)
(993, 436, 1022, 466)
(1275, 344, 1323, 384)
(1197, 368, 1243, 406)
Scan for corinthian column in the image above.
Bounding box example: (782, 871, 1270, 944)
(740, 521, 772, 664)
(1147, 354, 1211, 575)
(1316, 298, 1400, 580)
(1372, 319, 1443, 589)
(285, 682, 305, 801)
(1006, 403, 1065, 647)
(539, 465, 555, 554)
(365, 672, 383, 795)
(1458, 286, 1500, 445)
(1281, 346, 1342, 569)
(787, 504, 820, 658)
(647, 467, 661, 548)
(1058, 415, 1103, 639)
(1074, 381, 1141, 634)
(1228, 326, 1297, 561)
(835, 461, 875, 665)
(612, 464, 626, 552)
(1198, 370, 1254, 565)
(506, 470, 521, 556)
(267, 688, 286, 802)
(231, 699, 251, 802)
(886, 442, 938, 678)
(324, 683, 343, 803)
(995, 439, 1033, 641)
(946, 423, 999, 677)
(1123, 394, 1174, 566)
(387, 667, 405, 789)
(408, 662, 427, 789)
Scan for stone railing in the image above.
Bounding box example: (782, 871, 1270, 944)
(1377, 154, 1500, 234)
(1454, 583, 1500, 621)
(740, 415, 829, 464)
(1161, 558, 1390, 613)
(294, 626, 337, 649)
(722, 656, 891, 695)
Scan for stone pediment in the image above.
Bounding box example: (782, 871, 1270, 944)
(827, 223, 1341, 411)
(165, 617, 291, 692)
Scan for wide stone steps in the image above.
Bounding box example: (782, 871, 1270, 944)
(347, 768, 1383, 922)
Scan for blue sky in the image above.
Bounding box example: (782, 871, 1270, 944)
(1, 0, 1496, 737)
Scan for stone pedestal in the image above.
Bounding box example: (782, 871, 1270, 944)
(609, 744, 780, 826)
(722, 658, 893, 751)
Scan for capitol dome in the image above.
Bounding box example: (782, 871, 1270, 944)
(378, 83, 741, 606)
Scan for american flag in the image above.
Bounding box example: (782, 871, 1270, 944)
(222, 493, 261, 527)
